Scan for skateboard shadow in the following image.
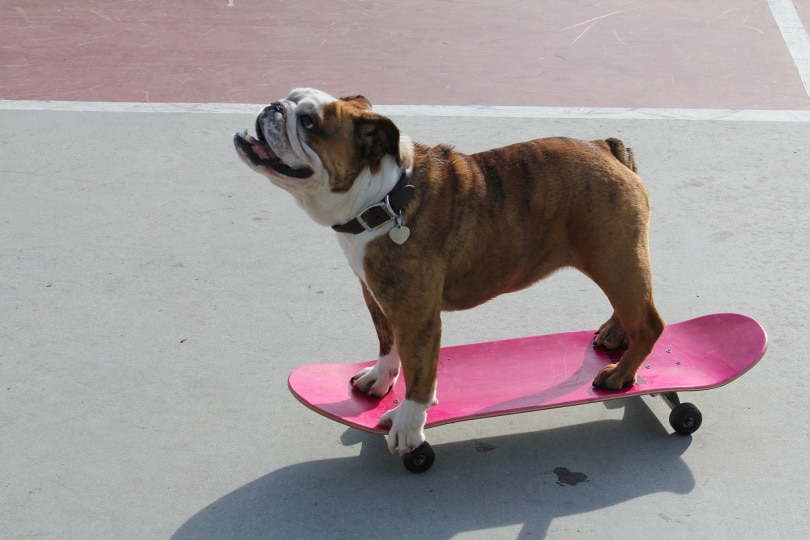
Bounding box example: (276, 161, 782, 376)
(173, 398, 694, 539)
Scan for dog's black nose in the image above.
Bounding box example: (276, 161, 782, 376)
(263, 102, 285, 115)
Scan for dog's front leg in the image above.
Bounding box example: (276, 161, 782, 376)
(351, 281, 401, 396)
(378, 310, 441, 455)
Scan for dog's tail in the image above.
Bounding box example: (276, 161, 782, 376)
(605, 138, 637, 173)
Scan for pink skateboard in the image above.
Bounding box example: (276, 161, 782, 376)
(289, 313, 767, 473)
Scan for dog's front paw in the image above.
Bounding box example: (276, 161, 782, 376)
(379, 400, 428, 455)
(351, 353, 400, 397)
(593, 363, 637, 390)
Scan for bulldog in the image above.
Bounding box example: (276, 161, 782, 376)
(234, 88, 664, 456)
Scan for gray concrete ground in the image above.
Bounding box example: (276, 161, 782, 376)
(1, 108, 809, 538)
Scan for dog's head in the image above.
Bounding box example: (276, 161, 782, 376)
(234, 88, 410, 226)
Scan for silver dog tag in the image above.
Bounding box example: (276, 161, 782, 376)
(388, 214, 411, 245)
(389, 225, 411, 245)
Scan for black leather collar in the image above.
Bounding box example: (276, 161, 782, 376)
(332, 173, 415, 234)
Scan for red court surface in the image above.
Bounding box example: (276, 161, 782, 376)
(2, 0, 810, 109)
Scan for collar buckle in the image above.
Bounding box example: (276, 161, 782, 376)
(333, 172, 415, 235)
(355, 195, 399, 232)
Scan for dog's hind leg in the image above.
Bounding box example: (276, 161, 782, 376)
(594, 312, 629, 350)
(589, 262, 664, 389)
(351, 280, 401, 397)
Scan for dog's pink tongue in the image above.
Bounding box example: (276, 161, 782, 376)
(252, 141, 273, 160)
(246, 134, 276, 160)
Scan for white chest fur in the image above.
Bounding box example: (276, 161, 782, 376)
(333, 139, 415, 290)
(336, 229, 386, 285)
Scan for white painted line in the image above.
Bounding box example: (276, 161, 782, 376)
(2, 99, 810, 122)
(768, 0, 810, 98)
(375, 105, 810, 122)
(0, 100, 261, 114)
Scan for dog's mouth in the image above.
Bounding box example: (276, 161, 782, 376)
(233, 123, 314, 179)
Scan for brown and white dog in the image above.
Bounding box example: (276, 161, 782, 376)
(234, 88, 664, 455)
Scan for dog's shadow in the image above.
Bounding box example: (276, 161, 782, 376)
(173, 397, 694, 539)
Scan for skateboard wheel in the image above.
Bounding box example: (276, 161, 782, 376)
(669, 403, 703, 435)
(403, 441, 435, 474)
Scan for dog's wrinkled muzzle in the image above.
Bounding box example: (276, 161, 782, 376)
(232, 128, 314, 179)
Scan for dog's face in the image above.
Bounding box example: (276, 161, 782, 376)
(234, 89, 404, 219)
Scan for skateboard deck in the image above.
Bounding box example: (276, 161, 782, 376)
(289, 313, 767, 436)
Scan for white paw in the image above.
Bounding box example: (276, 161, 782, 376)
(351, 349, 400, 397)
(379, 399, 430, 455)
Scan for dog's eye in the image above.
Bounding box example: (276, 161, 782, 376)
(300, 115, 315, 130)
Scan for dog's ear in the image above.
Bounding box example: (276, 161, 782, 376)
(340, 95, 373, 111)
(355, 114, 401, 166)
